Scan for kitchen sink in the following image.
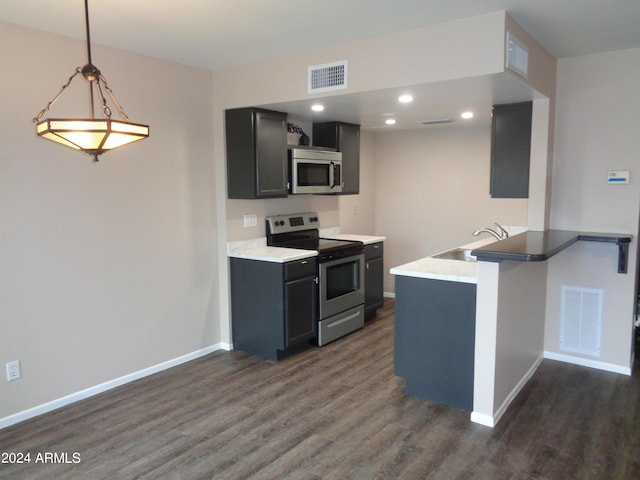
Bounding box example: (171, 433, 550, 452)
(432, 248, 477, 262)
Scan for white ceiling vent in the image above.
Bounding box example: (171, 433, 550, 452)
(506, 32, 528, 78)
(308, 60, 348, 94)
(418, 119, 454, 126)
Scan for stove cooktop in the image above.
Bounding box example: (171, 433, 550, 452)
(268, 230, 359, 252)
(266, 212, 364, 261)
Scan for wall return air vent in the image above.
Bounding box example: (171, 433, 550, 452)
(308, 60, 348, 93)
(559, 285, 603, 358)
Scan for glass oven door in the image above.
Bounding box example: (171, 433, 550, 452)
(319, 253, 365, 319)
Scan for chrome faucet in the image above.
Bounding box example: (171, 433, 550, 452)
(473, 223, 509, 240)
(494, 223, 509, 239)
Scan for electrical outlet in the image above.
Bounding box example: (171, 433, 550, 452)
(6, 360, 20, 382)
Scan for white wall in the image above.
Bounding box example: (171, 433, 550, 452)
(505, 14, 557, 231)
(370, 125, 528, 294)
(473, 259, 547, 427)
(0, 23, 218, 420)
(338, 130, 377, 235)
(545, 48, 640, 371)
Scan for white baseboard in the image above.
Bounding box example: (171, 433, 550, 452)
(471, 355, 543, 428)
(544, 351, 632, 376)
(471, 352, 632, 428)
(469, 411, 495, 427)
(0, 343, 228, 430)
(383, 291, 396, 299)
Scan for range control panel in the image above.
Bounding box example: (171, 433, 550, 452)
(266, 212, 320, 234)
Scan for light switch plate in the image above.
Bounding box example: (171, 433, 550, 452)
(243, 214, 258, 227)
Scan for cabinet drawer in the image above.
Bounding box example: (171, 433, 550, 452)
(284, 257, 317, 281)
(365, 242, 383, 260)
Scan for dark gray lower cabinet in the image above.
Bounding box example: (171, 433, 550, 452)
(394, 276, 476, 411)
(230, 257, 317, 360)
(364, 242, 384, 320)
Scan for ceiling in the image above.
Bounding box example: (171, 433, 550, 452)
(263, 74, 541, 130)
(3, 0, 640, 130)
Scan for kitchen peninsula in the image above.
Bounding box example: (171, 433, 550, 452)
(391, 229, 632, 427)
(471, 230, 631, 273)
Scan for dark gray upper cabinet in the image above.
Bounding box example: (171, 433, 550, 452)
(490, 101, 532, 198)
(313, 121, 360, 194)
(226, 107, 288, 199)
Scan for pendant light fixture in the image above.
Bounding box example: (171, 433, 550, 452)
(32, 0, 149, 161)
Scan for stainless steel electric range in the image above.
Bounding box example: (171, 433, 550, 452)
(266, 212, 365, 346)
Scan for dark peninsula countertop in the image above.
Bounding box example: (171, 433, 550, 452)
(471, 230, 632, 273)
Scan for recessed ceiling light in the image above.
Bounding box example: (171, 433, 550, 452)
(385, 118, 397, 125)
(398, 94, 413, 104)
(311, 104, 324, 112)
(461, 111, 474, 119)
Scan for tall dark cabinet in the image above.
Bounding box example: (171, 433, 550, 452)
(364, 242, 384, 320)
(490, 101, 532, 198)
(226, 107, 288, 199)
(313, 121, 360, 194)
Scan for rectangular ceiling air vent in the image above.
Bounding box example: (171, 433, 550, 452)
(308, 60, 348, 93)
(419, 119, 454, 126)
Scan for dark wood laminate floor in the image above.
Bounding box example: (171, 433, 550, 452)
(1, 299, 639, 479)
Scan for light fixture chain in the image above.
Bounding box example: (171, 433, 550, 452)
(94, 81, 112, 118)
(32, 68, 82, 122)
(98, 74, 131, 121)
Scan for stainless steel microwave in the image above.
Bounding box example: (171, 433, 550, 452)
(289, 148, 342, 194)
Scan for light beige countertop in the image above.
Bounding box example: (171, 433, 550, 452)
(389, 237, 497, 284)
(228, 229, 384, 263)
(227, 238, 317, 263)
(322, 233, 386, 245)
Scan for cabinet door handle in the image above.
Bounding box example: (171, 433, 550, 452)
(301, 260, 308, 265)
(315, 277, 319, 284)
(373, 245, 380, 249)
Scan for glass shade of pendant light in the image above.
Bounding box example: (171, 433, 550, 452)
(33, 0, 149, 161)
